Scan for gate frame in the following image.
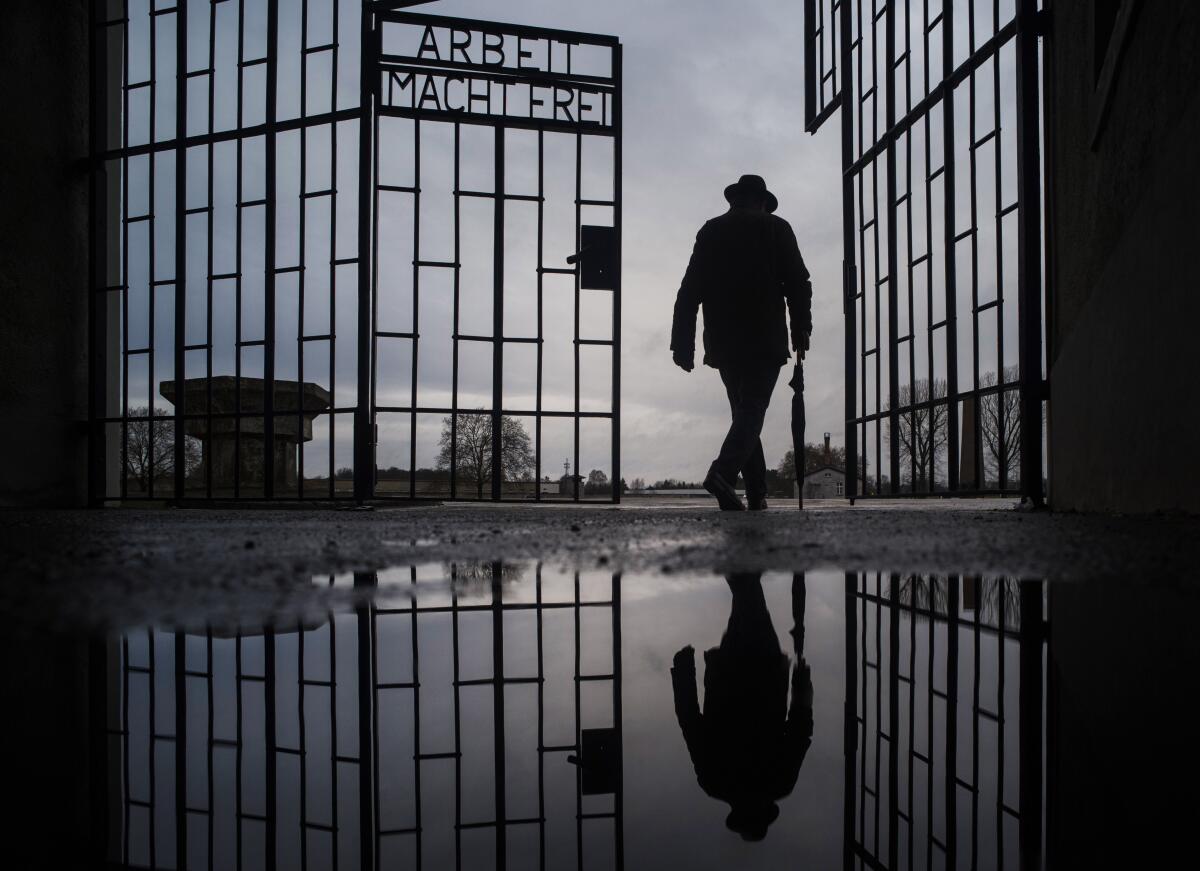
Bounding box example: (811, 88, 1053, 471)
(804, 0, 1047, 504)
(357, 4, 623, 503)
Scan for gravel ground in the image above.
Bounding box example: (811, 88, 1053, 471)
(2, 498, 1197, 630)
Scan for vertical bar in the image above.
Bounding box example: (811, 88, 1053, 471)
(265, 626, 277, 870)
(410, 120, 421, 499)
(885, 0, 901, 494)
(298, 0, 310, 501)
(451, 568, 463, 868)
(612, 571, 624, 869)
(353, 573, 377, 871)
(174, 2, 188, 500)
(354, 9, 375, 502)
(173, 633, 186, 871)
(572, 134, 582, 502)
(842, 572, 858, 870)
(451, 124, 461, 499)
(89, 0, 108, 506)
(1019, 580, 1044, 871)
(942, 0, 961, 492)
(329, 0, 341, 498)
(408, 567, 422, 866)
(611, 45, 624, 503)
(492, 563, 507, 862)
(945, 575, 960, 868)
(492, 133, 505, 501)
(263, 0, 278, 500)
(534, 132, 544, 500)
(234, 0, 246, 499)
(805, 0, 818, 128)
(1015, 0, 1045, 505)
(841, 0, 858, 500)
(887, 574, 900, 866)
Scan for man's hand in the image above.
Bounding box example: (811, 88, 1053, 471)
(672, 645, 696, 674)
(673, 350, 694, 372)
(793, 332, 811, 360)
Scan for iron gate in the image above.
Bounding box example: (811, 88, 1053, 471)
(89, 0, 622, 505)
(804, 0, 1046, 502)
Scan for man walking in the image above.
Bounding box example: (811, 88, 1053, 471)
(671, 174, 813, 511)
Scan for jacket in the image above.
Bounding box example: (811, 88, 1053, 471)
(670, 208, 813, 369)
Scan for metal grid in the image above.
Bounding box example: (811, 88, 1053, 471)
(805, 0, 1047, 501)
(843, 573, 1044, 871)
(89, 2, 622, 504)
(98, 563, 624, 869)
(363, 10, 623, 502)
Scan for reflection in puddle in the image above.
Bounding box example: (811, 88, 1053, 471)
(85, 567, 1193, 869)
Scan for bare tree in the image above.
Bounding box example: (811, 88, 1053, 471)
(436, 412, 534, 499)
(979, 366, 1021, 488)
(124, 406, 201, 494)
(885, 378, 949, 491)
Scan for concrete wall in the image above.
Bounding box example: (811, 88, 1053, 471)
(1047, 2, 1200, 512)
(0, 1, 92, 506)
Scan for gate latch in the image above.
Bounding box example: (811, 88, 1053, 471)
(567, 225, 617, 290)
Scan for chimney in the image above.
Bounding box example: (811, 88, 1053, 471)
(823, 432, 831, 465)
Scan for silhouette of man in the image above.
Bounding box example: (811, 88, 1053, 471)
(671, 175, 813, 510)
(670, 573, 814, 841)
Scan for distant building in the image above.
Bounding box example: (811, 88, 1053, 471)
(800, 466, 845, 499)
(797, 433, 846, 499)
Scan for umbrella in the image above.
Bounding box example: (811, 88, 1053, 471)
(789, 356, 805, 510)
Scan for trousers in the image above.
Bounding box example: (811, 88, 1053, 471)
(712, 362, 781, 498)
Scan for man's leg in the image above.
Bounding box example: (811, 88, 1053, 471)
(745, 436, 768, 503)
(712, 364, 781, 487)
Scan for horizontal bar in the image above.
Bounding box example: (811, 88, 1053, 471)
(99, 107, 363, 161)
(377, 105, 618, 137)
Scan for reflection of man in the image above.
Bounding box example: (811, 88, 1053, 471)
(671, 573, 814, 841)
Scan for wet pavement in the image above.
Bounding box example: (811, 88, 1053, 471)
(2, 502, 1199, 869)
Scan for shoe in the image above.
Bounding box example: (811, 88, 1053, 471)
(747, 494, 769, 511)
(704, 469, 745, 511)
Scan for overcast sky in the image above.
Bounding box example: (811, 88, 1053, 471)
(425, 0, 847, 482)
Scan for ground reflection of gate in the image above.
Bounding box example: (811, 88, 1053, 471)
(89, 2, 621, 505)
(843, 573, 1044, 870)
(99, 563, 624, 870)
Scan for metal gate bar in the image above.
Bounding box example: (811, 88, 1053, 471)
(805, 0, 1046, 501)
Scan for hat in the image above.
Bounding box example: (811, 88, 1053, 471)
(724, 174, 778, 213)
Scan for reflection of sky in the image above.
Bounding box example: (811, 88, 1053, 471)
(112, 0, 1026, 482)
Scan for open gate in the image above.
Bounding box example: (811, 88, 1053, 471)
(89, 0, 621, 504)
(804, 0, 1046, 502)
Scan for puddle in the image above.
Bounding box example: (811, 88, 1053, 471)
(11, 565, 1198, 868)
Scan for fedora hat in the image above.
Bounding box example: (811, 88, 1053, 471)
(724, 174, 778, 213)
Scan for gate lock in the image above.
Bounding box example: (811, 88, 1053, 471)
(566, 225, 618, 290)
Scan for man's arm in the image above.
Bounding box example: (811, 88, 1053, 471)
(670, 228, 708, 371)
(776, 220, 813, 357)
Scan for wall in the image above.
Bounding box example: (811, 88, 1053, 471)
(0, 1, 91, 506)
(1046, 579, 1198, 866)
(1047, 2, 1200, 512)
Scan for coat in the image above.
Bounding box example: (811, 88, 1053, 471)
(671, 208, 813, 369)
